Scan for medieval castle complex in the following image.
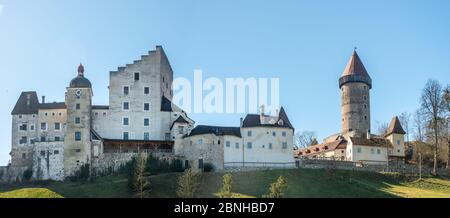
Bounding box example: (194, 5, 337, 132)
(2, 46, 405, 182)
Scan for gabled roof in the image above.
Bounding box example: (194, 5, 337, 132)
(295, 139, 347, 157)
(385, 116, 406, 136)
(242, 107, 294, 129)
(170, 116, 190, 130)
(11, 91, 40, 115)
(91, 129, 103, 141)
(350, 137, 392, 148)
(187, 125, 241, 138)
(39, 102, 66, 110)
(339, 51, 372, 88)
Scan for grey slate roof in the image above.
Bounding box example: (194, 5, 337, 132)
(39, 102, 66, 110)
(170, 116, 190, 130)
(70, 76, 92, 88)
(92, 105, 109, 110)
(242, 107, 294, 129)
(11, 91, 40, 115)
(161, 96, 182, 112)
(187, 125, 242, 138)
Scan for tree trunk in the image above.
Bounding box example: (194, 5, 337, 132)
(433, 119, 438, 175)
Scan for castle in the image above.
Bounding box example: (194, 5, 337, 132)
(294, 51, 406, 164)
(6, 46, 295, 181)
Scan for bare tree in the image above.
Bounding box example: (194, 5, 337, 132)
(399, 112, 411, 142)
(376, 121, 389, 135)
(294, 131, 318, 149)
(420, 79, 446, 175)
(413, 109, 426, 142)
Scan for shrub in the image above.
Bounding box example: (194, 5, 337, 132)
(263, 176, 287, 198)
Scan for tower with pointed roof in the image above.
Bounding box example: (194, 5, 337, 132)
(339, 50, 372, 139)
(64, 63, 93, 177)
(385, 116, 406, 160)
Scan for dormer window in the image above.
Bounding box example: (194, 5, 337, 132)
(278, 120, 284, 125)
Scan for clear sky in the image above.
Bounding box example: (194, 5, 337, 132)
(0, 0, 449, 165)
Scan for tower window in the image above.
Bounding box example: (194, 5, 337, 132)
(235, 143, 240, 149)
(134, 72, 140, 81)
(75, 117, 81, 124)
(363, 95, 367, 100)
(269, 143, 273, 149)
(364, 116, 367, 121)
(144, 87, 150, 95)
(123, 117, 129, 126)
(75, 132, 81, 141)
(144, 132, 150, 140)
(248, 131, 252, 137)
(40, 122, 47, 130)
(144, 103, 150, 111)
(54, 122, 61, 130)
(123, 86, 129, 95)
(226, 141, 231, 147)
(364, 104, 367, 109)
(123, 102, 129, 110)
(144, 118, 150, 126)
(123, 132, 129, 140)
(282, 142, 288, 149)
(76, 103, 80, 110)
(19, 124, 27, 131)
(247, 142, 253, 149)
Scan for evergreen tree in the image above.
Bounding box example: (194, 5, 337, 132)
(176, 168, 201, 198)
(263, 176, 287, 198)
(133, 153, 150, 198)
(217, 173, 233, 198)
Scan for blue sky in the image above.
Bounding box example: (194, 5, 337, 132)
(0, 0, 449, 165)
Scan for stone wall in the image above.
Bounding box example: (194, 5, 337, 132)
(0, 166, 29, 183)
(33, 142, 64, 181)
(296, 159, 450, 176)
(91, 151, 175, 176)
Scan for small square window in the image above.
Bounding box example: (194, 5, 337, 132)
(75, 117, 81, 124)
(247, 142, 252, 149)
(30, 125, 35, 131)
(40, 122, 47, 130)
(272, 132, 276, 137)
(55, 136, 60, 142)
(282, 131, 286, 137)
(198, 139, 203, 145)
(247, 131, 252, 137)
(54, 122, 61, 130)
(357, 147, 362, 153)
(41, 136, 46, 142)
(75, 132, 81, 141)
(134, 72, 140, 81)
(226, 141, 231, 147)
(40, 151, 46, 156)
(235, 143, 239, 149)
(377, 149, 381, 154)
(123, 86, 129, 95)
(19, 124, 27, 131)
(371, 148, 375, 154)
(123, 102, 129, 110)
(144, 132, 150, 140)
(397, 140, 400, 145)
(75, 149, 81, 153)
(123, 132, 129, 140)
(269, 143, 273, 149)
(54, 150, 59, 155)
(144, 103, 150, 111)
(22, 153, 26, 159)
(282, 142, 288, 149)
(144, 118, 150, 126)
(123, 117, 129, 126)
(144, 87, 150, 95)
(76, 104, 80, 110)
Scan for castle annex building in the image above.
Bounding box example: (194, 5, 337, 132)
(294, 51, 406, 164)
(7, 46, 295, 181)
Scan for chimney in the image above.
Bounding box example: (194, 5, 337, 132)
(367, 130, 371, 140)
(240, 117, 243, 127)
(42, 96, 45, 104)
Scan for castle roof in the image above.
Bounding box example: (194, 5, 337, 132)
(350, 137, 392, 148)
(70, 63, 92, 88)
(161, 96, 182, 112)
(39, 102, 66, 110)
(385, 116, 406, 136)
(11, 91, 40, 115)
(339, 51, 372, 89)
(170, 116, 190, 130)
(187, 125, 242, 138)
(294, 139, 347, 158)
(242, 107, 294, 129)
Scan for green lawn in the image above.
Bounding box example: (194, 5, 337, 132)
(1, 168, 449, 198)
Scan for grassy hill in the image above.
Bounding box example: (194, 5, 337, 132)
(1, 168, 449, 198)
